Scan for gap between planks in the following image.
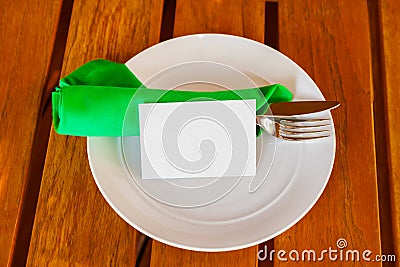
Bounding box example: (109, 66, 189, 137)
(136, 0, 176, 265)
(367, 0, 396, 264)
(8, 0, 74, 266)
(258, 2, 279, 267)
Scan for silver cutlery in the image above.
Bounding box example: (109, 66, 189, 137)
(265, 101, 340, 118)
(256, 101, 339, 140)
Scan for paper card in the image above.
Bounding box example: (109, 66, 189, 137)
(139, 100, 256, 179)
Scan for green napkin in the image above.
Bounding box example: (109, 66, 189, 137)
(52, 59, 293, 137)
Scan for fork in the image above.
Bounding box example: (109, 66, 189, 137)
(256, 116, 333, 141)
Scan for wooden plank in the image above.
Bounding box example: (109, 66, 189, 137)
(368, 0, 395, 261)
(0, 0, 62, 265)
(379, 0, 400, 261)
(151, 241, 258, 267)
(173, 0, 264, 43)
(149, 0, 264, 266)
(26, 0, 164, 266)
(273, 0, 382, 265)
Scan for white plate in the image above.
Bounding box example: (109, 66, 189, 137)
(87, 34, 335, 251)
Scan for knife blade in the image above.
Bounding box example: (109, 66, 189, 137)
(262, 101, 340, 117)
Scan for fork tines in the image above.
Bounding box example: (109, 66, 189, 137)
(277, 118, 333, 141)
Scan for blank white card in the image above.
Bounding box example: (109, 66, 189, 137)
(139, 100, 256, 179)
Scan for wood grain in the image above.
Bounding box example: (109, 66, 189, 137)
(368, 0, 395, 263)
(149, 0, 264, 266)
(274, 0, 382, 266)
(26, 0, 164, 266)
(151, 241, 258, 267)
(173, 0, 265, 43)
(0, 0, 61, 265)
(379, 0, 400, 261)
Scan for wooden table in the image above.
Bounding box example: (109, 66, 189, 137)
(1, 0, 399, 266)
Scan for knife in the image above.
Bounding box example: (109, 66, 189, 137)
(261, 101, 340, 117)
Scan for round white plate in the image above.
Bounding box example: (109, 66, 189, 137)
(87, 34, 335, 251)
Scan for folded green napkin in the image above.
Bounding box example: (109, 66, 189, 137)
(52, 59, 293, 137)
